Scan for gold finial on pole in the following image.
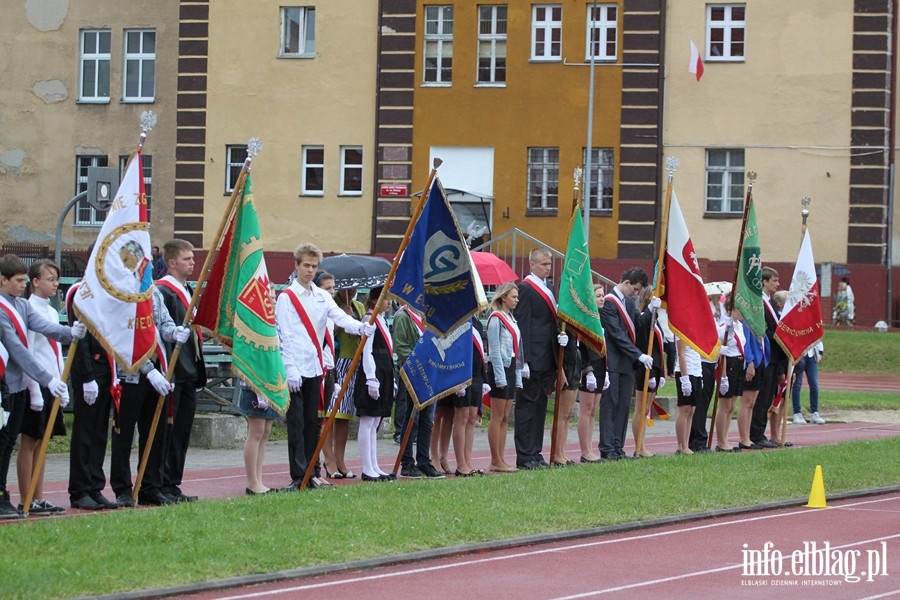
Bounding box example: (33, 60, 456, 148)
(573, 166, 583, 192)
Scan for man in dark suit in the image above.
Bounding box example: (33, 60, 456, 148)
(750, 267, 783, 448)
(599, 268, 653, 459)
(513, 248, 564, 469)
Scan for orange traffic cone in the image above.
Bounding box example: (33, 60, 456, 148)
(805, 465, 827, 508)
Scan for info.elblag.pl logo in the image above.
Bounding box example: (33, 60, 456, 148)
(741, 541, 889, 587)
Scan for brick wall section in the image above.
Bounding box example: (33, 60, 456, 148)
(174, 0, 209, 248)
(373, 1, 417, 254)
(617, 0, 664, 260)
(847, 0, 891, 264)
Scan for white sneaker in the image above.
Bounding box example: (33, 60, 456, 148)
(810, 412, 826, 424)
(792, 413, 807, 424)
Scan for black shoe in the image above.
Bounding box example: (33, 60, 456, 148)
(171, 493, 198, 503)
(0, 497, 24, 519)
(115, 494, 135, 508)
(71, 495, 105, 511)
(536, 458, 550, 467)
(692, 446, 711, 454)
(90, 492, 118, 510)
(361, 473, 382, 482)
(758, 439, 779, 449)
(20, 499, 66, 515)
(400, 465, 423, 479)
(580, 456, 603, 463)
(138, 491, 175, 506)
(393, 434, 402, 445)
(419, 464, 446, 479)
(454, 469, 475, 477)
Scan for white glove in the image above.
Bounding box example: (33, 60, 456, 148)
(29, 389, 44, 412)
(719, 376, 730, 395)
(557, 333, 569, 347)
(360, 322, 376, 338)
(48, 377, 68, 400)
(722, 316, 733, 329)
(147, 369, 174, 397)
(83, 380, 100, 406)
(648, 377, 657, 390)
(253, 395, 269, 410)
(521, 363, 531, 379)
(658, 377, 666, 389)
(455, 386, 467, 397)
(71, 321, 87, 339)
(649, 297, 662, 310)
(174, 326, 191, 344)
(288, 376, 302, 393)
(585, 372, 597, 392)
(680, 375, 692, 396)
(603, 372, 610, 391)
(481, 383, 491, 397)
(638, 354, 653, 369)
(367, 382, 380, 400)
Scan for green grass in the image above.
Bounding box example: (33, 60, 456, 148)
(820, 329, 900, 374)
(3, 436, 899, 599)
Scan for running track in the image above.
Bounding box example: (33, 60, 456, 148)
(179, 494, 900, 600)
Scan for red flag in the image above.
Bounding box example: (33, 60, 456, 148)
(774, 231, 824, 362)
(662, 191, 721, 360)
(689, 40, 704, 81)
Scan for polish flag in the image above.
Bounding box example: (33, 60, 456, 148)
(661, 190, 721, 360)
(774, 231, 824, 362)
(689, 40, 704, 81)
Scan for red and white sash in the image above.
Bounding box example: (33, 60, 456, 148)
(369, 312, 393, 357)
(156, 275, 192, 310)
(472, 328, 485, 362)
(524, 275, 557, 317)
(284, 288, 328, 407)
(400, 305, 425, 334)
(488, 311, 519, 357)
(604, 292, 636, 344)
(0, 340, 8, 378)
(0, 295, 28, 347)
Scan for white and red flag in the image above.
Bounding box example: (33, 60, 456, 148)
(689, 40, 704, 81)
(774, 230, 824, 362)
(661, 190, 721, 360)
(72, 152, 158, 374)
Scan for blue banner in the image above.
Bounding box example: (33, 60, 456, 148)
(400, 321, 474, 409)
(388, 178, 484, 337)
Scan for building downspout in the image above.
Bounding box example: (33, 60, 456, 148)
(371, 0, 385, 255)
(886, 0, 897, 325)
(655, 0, 668, 256)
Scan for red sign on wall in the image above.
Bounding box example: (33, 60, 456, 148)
(380, 184, 408, 197)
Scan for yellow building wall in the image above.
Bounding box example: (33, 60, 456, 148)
(412, 1, 624, 257)
(664, 0, 853, 263)
(204, 1, 377, 254)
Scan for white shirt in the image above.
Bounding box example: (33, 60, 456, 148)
(26, 295, 63, 378)
(275, 280, 362, 380)
(673, 336, 702, 377)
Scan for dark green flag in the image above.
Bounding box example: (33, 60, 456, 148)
(557, 206, 604, 353)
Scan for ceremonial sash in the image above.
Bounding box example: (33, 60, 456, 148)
(763, 297, 778, 325)
(604, 293, 636, 344)
(472, 328, 485, 362)
(488, 311, 519, 357)
(400, 305, 425, 333)
(369, 312, 393, 357)
(284, 288, 326, 404)
(0, 295, 28, 347)
(0, 340, 7, 378)
(524, 277, 557, 317)
(157, 276, 202, 341)
(653, 324, 664, 359)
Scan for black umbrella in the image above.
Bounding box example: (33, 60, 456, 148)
(319, 254, 392, 289)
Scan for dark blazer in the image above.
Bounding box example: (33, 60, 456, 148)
(156, 283, 206, 386)
(599, 290, 642, 374)
(513, 278, 557, 372)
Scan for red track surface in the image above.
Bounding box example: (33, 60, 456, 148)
(818, 372, 900, 393)
(180, 495, 900, 600)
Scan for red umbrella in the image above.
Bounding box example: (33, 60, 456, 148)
(470, 251, 518, 285)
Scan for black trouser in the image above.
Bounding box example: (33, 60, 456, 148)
(111, 378, 166, 497)
(514, 369, 554, 465)
(689, 361, 717, 450)
(0, 391, 27, 490)
(599, 369, 635, 457)
(750, 362, 777, 443)
(68, 377, 113, 501)
(285, 376, 322, 482)
(162, 381, 197, 495)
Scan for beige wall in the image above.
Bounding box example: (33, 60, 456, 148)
(664, 0, 853, 263)
(0, 1, 178, 250)
(204, 1, 377, 254)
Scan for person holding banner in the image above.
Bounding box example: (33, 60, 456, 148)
(736, 312, 768, 450)
(578, 284, 608, 463)
(0, 254, 83, 518)
(451, 316, 488, 477)
(632, 287, 666, 458)
(750, 267, 783, 449)
(486, 282, 522, 473)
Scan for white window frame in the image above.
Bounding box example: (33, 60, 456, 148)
(122, 29, 156, 102)
(583, 148, 614, 211)
(423, 5, 454, 85)
(301, 145, 325, 196)
(706, 4, 746, 61)
(74, 155, 109, 226)
(339, 146, 363, 196)
(585, 4, 617, 61)
(705, 149, 745, 215)
(527, 147, 559, 212)
(477, 5, 507, 85)
(79, 29, 111, 103)
(225, 145, 248, 194)
(531, 5, 562, 62)
(280, 7, 316, 57)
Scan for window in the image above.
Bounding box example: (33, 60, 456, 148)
(74, 155, 109, 226)
(583, 148, 614, 211)
(122, 29, 156, 102)
(340, 146, 363, 195)
(302, 146, 324, 195)
(706, 4, 745, 60)
(423, 6, 453, 84)
(531, 5, 562, 61)
(527, 147, 559, 212)
(477, 5, 507, 84)
(281, 7, 316, 57)
(119, 155, 153, 210)
(79, 29, 111, 102)
(705, 149, 744, 215)
(226, 146, 248, 193)
(586, 4, 617, 61)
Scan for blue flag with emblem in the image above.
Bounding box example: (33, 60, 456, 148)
(400, 321, 474, 409)
(388, 177, 486, 336)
